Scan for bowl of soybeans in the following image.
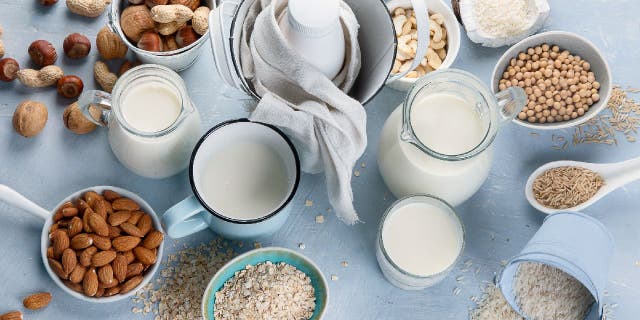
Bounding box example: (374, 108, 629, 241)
(491, 31, 612, 130)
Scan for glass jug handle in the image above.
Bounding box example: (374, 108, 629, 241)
(495, 86, 527, 126)
(77, 90, 113, 127)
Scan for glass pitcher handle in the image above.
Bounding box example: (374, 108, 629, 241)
(495, 86, 527, 126)
(77, 90, 113, 127)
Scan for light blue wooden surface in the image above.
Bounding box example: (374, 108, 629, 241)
(1, 1, 639, 319)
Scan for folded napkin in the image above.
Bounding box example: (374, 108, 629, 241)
(240, 0, 366, 224)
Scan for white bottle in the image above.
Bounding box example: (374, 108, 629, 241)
(279, 0, 346, 80)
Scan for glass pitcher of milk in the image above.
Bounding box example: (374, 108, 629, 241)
(78, 64, 201, 179)
(378, 69, 526, 206)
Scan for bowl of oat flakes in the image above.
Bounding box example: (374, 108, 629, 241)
(202, 247, 328, 320)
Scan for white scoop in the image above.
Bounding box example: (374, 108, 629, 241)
(525, 157, 640, 215)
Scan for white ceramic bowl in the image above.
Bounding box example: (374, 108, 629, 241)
(386, 0, 461, 92)
(491, 31, 612, 130)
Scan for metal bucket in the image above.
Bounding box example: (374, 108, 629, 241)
(108, 0, 215, 72)
(498, 212, 615, 320)
(208, 0, 399, 104)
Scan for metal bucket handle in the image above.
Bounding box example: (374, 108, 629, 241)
(385, 0, 430, 83)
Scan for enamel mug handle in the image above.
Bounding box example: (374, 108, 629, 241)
(162, 195, 209, 238)
(0, 184, 50, 221)
(77, 90, 113, 127)
(495, 86, 527, 126)
(386, 0, 430, 83)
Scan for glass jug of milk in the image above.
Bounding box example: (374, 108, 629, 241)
(378, 69, 526, 206)
(78, 64, 201, 179)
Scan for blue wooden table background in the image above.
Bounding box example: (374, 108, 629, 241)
(1, 0, 639, 319)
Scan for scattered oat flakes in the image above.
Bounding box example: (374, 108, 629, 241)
(341, 261, 349, 267)
(361, 162, 366, 168)
(453, 287, 461, 296)
(298, 243, 306, 250)
(331, 274, 339, 281)
(635, 261, 640, 267)
(315, 215, 325, 224)
(305, 200, 313, 207)
(354, 170, 360, 177)
(214, 262, 316, 320)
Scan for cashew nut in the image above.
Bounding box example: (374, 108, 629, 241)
(430, 21, 443, 43)
(426, 48, 442, 69)
(392, 15, 407, 35)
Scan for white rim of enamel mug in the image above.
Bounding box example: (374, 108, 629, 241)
(201, 246, 329, 319)
(491, 30, 612, 130)
(41, 186, 165, 303)
(387, 0, 461, 85)
(108, 1, 213, 58)
(377, 194, 466, 281)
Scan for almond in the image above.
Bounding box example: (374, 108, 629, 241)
(108, 225, 122, 238)
(0, 311, 23, 320)
(63, 280, 84, 293)
(68, 216, 83, 237)
(93, 200, 109, 220)
(103, 189, 122, 202)
(120, 275, 143, 294)
(99, 278, 119, 289)
(120, 222, 145, 237)
(62, 248, 77, 275)
(127, 211, 144, 224)
(83, 191, 102, 207)
(61, 206, 78, 218)
(82, 208, 93, 233)
(137, 214, 153, 235)
(76, 199, 90, 214)
(52, 210, 64, 222)
(69, 264, 87, 284)
(108, 211, 131, 226)
(124, 250, 135, 264)
(91, 234, 112, 251)
(112, 236, 141, 252)
(83, 268, 99, 296)
(104, 286, 120, 297)
(95, 287, 105, 298)
(98, 264, 114, 285)
(113, 254, 128, 283)
(112, 198, 140, 211)
(133, 246, 156, 265)
(48, 258, 68, 279)
(88, 211, 109, 237)
(126, 262, 144, 278)
(79, 246, 97, 267)
(49, 223, 60, 234)
(46, 246, 54, 259)
(23, 292, 52, 310)
(51, 230, 70, 258)
(71, 233, 93, 250)
(142, 230, 164, 249)
(92, 250, 117, 267)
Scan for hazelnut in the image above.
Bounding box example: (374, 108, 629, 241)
(169, 0, 199, 11)
(0, 58, 20, 82)
(63, 33, 91, 59)
(13, 100, 48, 138)
(63, 102, 98, 135)
(28, 40, 58, 67)
(96, 26, 128, 60)
(137, 32, 163, 52)
(57, 75, 84, 99)
(41, 0, 58, 5)
(175, 25, 199, 48)
(145, 0, 168, 7)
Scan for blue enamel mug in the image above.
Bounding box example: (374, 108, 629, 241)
(162, 119, 301, 239)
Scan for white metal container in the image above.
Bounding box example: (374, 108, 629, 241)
(108, 0, 215, 72)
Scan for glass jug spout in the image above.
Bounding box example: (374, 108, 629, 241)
(495, 86, 527, 126)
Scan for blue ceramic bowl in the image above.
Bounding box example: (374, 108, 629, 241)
(202, 247, 329, 319)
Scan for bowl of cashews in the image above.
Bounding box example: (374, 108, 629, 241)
(386, 0, 461, 92)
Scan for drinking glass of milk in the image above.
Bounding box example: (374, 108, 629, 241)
(378, 69, 526, 206)
(77, 64, 202, 179)
(161, 119, 300, 239)
(376, 194, 464, 290)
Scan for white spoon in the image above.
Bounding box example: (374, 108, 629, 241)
(525, 157, 640, 214)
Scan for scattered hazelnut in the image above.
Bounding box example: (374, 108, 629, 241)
(63, 33, 91, 59)
(63, 102, 98, 135)
(137, 32, 163, 52)
(13, 100, 48, 138)
(175, 25, 198, 48)
(57, 75, 84, 99)
(41, 0, 58, 5)
(0, 58, 20, 82)
(28, 40, 58, 67)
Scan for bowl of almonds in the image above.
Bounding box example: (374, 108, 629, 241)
(43, 186, 164, 302)
(386, 0, 461, 92)
(491, 31, 612, 129)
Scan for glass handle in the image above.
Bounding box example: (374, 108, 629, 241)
(495, 86, 527, 126)
(77, 89, 113, 127)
